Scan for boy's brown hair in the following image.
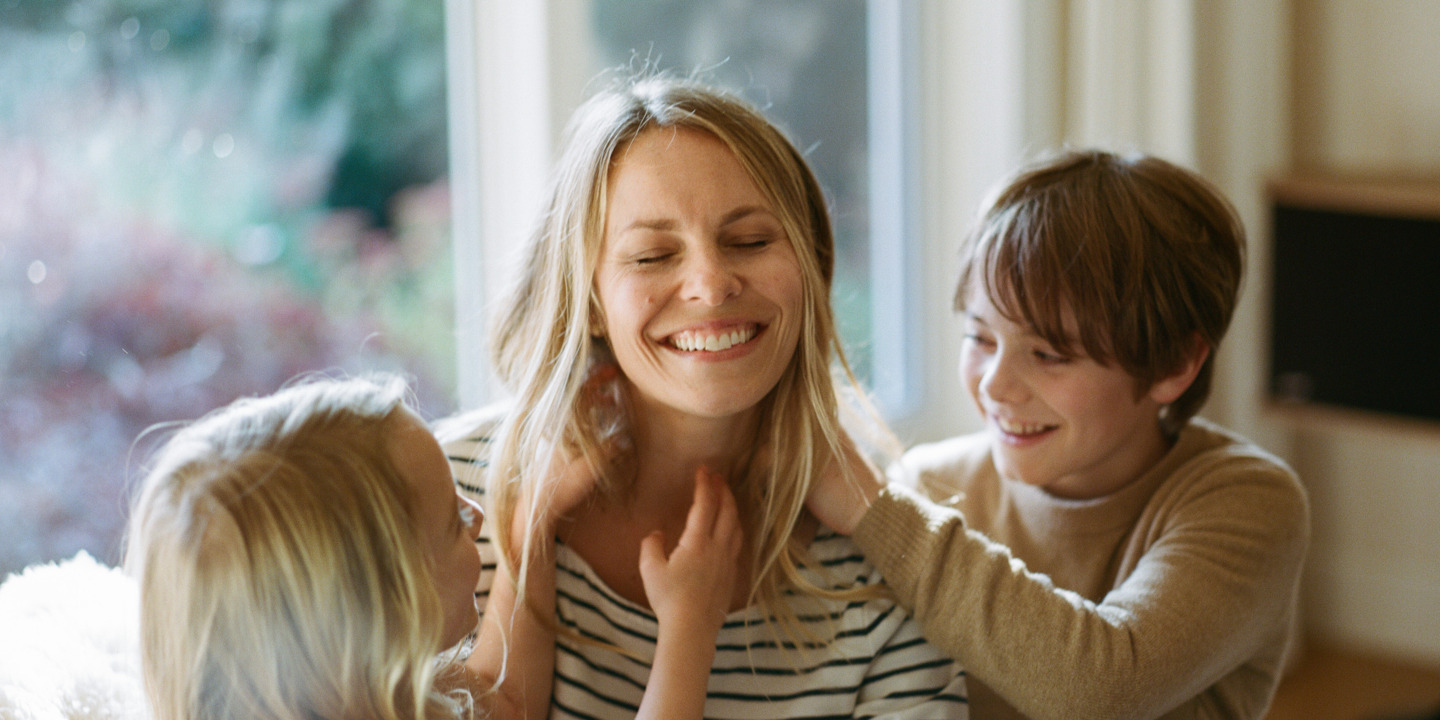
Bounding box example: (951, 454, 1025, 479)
(956, 149, 1245, 436)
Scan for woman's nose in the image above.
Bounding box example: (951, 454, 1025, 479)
(681, 249, 742, 305)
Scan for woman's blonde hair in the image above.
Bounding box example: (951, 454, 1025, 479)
(483, 74, 884, 641)
(125, 375, 473, 720)
(957, 149, 1246, 436)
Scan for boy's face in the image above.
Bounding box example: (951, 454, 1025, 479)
(958, 285, 1177, 499)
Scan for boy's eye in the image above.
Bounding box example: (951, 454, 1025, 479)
(962, 333, 995, 348)
(1034, 348, 1070, 364)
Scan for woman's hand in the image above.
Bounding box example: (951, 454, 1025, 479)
(639, 467, 743, 636)
(804, 432, 886, 536)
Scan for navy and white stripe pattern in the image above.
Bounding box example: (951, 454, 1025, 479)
(444, 419, 968, 720)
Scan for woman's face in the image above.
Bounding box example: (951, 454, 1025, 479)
(389, 410, 484, 649)
(594, 126, 805, 425)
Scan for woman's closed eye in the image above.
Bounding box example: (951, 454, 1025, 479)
(727, 235, 773, 250)
(632, 249, 675, 265)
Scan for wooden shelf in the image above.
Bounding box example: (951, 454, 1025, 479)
(1265, 640, 1440, 720)
(1269, 174, 1440, 219)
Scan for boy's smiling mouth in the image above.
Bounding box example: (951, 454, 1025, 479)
(994, 416, 1058, 437)
(667, 323, 759, 353)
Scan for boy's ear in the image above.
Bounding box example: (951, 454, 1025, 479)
(1148, 334, 1210, 405)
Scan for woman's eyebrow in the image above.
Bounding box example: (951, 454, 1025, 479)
(619, 217, 677, 234)
(718, 205, 773, 227)
(615, 206, 774, 236)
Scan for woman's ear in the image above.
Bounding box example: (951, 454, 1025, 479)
(1149, 334, 1209, 405)
(588, 301, 606, 338)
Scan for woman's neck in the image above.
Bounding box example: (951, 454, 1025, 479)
(559, 388, 768, 612)
(624, 394, 762, 511)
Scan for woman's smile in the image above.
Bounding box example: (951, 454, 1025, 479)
(665, 322, 761, 354)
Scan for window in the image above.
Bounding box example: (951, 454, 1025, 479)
(0, 1, 455, 576)
(3, 0, 930, 576)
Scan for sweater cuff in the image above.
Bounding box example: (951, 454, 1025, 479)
(852, 484, 958, 594)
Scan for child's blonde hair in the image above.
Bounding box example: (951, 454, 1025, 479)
(125, 375, 473, 720)
(958, 149, 1246, 435)
(481, 74, 886, 642)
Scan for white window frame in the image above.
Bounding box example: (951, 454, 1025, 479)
(866, 0, 923, 421)
(445, 0, 550, 407)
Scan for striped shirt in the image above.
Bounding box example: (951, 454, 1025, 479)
(442, 415, 969, 720)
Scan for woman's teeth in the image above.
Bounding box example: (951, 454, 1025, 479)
(670, 326, 756, 352)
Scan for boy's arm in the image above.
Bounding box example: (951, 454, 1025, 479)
(849, 462, 1309, 720)
(634, 468, 742, 720)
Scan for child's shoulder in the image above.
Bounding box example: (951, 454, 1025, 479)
(1175, 417, 1298, 481)
(1161, 417, 1308, 519)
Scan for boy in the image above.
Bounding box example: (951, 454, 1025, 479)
(808, 150, 1309, 720)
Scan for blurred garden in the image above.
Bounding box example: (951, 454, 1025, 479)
(0, 0, 456, 575)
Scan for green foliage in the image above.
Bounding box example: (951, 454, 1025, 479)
(0, 0, 455, 575)
(3, 0, 448, 228)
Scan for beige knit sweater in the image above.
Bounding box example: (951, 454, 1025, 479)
(852, 418, 1309, 720)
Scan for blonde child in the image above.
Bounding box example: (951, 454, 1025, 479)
(126, 375, 485, 719)
(809, 149, 1310, 720)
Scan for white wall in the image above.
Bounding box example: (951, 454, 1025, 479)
(1292, 1, 1440, 173)
(1281, 0, 1440, 664)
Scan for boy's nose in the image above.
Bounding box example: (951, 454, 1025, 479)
(979, 354, 1028, 404)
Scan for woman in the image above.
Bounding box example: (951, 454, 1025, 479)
(442, 75, 969, 719)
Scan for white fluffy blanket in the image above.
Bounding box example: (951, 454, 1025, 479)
(0, 552, 147, 720)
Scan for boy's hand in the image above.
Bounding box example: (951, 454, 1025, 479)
(639, 467, 743, 635)
(805, 433, 886, 535)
